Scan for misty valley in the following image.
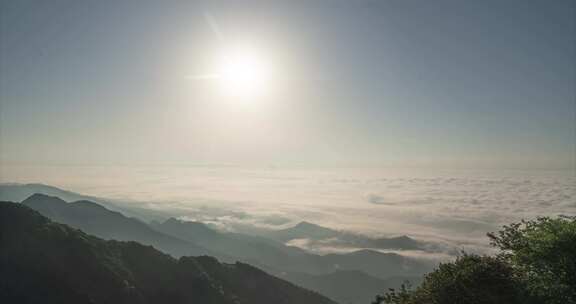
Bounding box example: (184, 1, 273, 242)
(1, 183, 574, 304)
(1, 184, 431, 304)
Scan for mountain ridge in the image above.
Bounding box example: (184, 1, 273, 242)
(7, 186, 433, 304)
(0, 201, 337, 304)
(21, 193, 216, 258)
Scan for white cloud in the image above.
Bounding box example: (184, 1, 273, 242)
(3, 166, 574, 259)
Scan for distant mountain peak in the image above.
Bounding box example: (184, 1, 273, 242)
(349, 249, 389, 257)
(22, 193, 67, 205)
(353, 248, 378, 255)
(386, 235, 412, 241)
(294, 221, 321, 228)
(70, 200, 118, 216)
(160, 217, 218, 236)
(293, 221, 333, 231)
(271, 221, 341, 242)
(72, 200, 108, 209)
(164, 217, 184, 224)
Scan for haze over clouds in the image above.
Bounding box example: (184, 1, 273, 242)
(2, 165, 573, 258)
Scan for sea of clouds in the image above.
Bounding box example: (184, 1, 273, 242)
(3, 165, 574, 260)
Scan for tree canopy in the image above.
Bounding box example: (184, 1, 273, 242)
(373, 216, 576, 304)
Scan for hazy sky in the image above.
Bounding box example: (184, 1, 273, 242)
(1, 0, 575, 169)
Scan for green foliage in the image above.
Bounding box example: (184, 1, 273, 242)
(372, 282, 413, 304)
(488, 216, 576, 303)
(374, 216, 576, 304)
(377, 255, 528, 304)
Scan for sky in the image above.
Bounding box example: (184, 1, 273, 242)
(1, 0, 575, 170)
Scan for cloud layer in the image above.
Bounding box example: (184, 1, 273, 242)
(2, 165, 574, 258)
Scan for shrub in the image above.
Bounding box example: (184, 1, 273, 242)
(488, 216, 576, 303)
(374, 216, 576, 304)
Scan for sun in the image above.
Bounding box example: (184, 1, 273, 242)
(187, 43, 275, 102)
(214, 45, 272, 99)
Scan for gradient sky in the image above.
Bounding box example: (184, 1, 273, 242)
(1, 0, 575, 170)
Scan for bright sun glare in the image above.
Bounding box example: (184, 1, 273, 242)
(215, 46, 271, 99)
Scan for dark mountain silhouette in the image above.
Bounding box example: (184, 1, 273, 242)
(153, 217, 431, 279)
(364, 235, 421, 250)
(0, 201, 336, 304)
(272, 221, 342, 241)
(14, 191, 433, 303)
(0, 183, 90, 203)
(318, 249, 426, 279)
(142, 216, 433, 303)
(20, 194, 429, 279)
(153, 218, 309, 263)
(0, 183, 166, 221)
(268, 221, 425, 251)
(122, 213, 432, 303)
(21, 193, 214, 258)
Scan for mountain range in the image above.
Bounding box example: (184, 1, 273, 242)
(21, 193, 215, 258)
(0, 183, 167, 221)
(266, 220, 427, 251)
(0, 201, 335, 304)
(0, 183, 431, 303)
